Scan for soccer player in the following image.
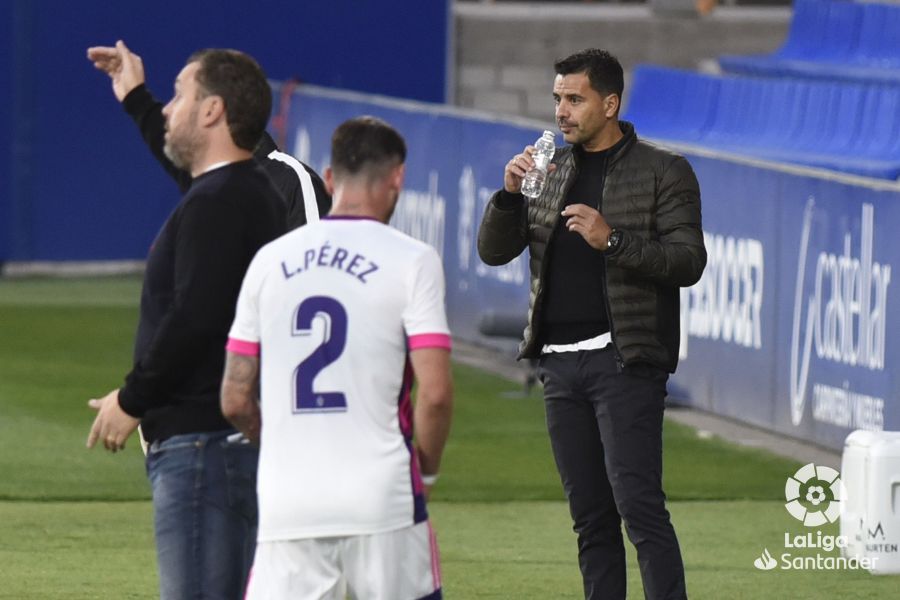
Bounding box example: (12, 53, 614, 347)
(221, 116, 453, 599)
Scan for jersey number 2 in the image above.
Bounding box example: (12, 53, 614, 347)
(292, 296, 348, 412)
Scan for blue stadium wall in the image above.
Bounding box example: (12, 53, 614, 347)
(0, 0, 451, 261)
(670, 151, 898, 450)
(270, 84, 897, 452)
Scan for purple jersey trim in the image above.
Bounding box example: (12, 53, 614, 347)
(323, 215, 380, 222)
(397, 356, 429, 524)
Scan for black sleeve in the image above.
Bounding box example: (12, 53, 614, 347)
(261, 156, 332, 230)
(477, 189, 528, 266)
(608, 156, 707, 287)
(118, 193, 247, 416)
(121, 84, 192, 193)
(308, 166, 332, 219)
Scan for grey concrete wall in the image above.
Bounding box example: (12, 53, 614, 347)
(454, 3, 791, 123)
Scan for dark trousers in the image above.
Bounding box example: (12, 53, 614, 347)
(539, 348, 686, 600)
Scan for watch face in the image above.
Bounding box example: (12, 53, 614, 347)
(609, 231, 621, 249)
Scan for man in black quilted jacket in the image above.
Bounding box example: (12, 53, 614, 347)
(478, 48, 706, 600)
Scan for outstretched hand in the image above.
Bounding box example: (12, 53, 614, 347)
(86, 388, 140, 453)
(87, 40, 145, 102)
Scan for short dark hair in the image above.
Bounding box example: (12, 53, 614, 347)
(187, 49, 272, 151)
(330, 116, 407, 180)
(554, 48, 624, 99)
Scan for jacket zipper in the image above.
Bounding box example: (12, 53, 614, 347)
(598, 164, 625, 372)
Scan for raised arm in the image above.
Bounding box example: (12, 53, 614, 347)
(477, 145, 551, 266)
(87, 40, 192, 191)
(87, 40, 145, 102)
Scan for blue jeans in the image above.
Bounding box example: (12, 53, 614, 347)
(146, 430, 259, 600)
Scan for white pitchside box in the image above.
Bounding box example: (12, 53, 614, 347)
(840, 430, 900, 574)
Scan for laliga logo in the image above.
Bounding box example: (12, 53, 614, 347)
(789, 199, 890, 426)
(785, 463, 841, 527)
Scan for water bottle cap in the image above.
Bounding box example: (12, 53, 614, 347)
(542, 130, 555, 138)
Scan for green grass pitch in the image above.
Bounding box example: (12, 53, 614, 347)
(0, 277, 896, 598)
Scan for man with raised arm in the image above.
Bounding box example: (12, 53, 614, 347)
(86, 47, 287, 599)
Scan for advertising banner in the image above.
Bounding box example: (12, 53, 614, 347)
(676, 153, 899, 449)
(276, 85, 899, 450)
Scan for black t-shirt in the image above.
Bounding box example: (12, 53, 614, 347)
(539, 141, 625, 346)
(118, 160, 287, 443)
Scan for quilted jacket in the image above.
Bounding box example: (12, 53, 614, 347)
(477, 121, 706, 372)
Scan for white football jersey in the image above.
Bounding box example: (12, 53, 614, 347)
(227, 216, 451, 541)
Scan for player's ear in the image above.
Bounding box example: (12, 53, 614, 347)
(391, 163, 405, 191)
(324, 167, 335, 195)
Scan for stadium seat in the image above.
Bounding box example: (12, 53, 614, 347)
(624, 65, 900, 180)
(626, 66, 718, 142)
(718, 0, 900, 86)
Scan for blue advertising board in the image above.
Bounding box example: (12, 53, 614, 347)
(275, 85, 899, 450)
(673, 150, 899, 450)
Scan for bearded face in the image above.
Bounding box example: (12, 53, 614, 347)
(162, 61, 208, 172)
(163, 102, 204, 170)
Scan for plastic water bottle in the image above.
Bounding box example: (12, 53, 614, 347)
(521, 130, 556, 199)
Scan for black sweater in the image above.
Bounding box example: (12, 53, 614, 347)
(122, 84, 331, 228)
(118, 161, 287, 442)
(540, 148, 612, 345)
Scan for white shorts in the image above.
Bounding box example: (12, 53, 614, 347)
(244, 520, 442, 600)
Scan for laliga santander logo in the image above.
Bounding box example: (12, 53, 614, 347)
(785, 463, 841, 527)
(753, 464, 879, 572)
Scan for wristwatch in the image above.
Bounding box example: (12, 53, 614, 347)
(606, 228, 622, 252)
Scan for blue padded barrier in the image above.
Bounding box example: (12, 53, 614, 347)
(624, 65, 900, 180)
(719, 0, 900, 85)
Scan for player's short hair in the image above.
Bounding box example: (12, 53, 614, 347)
(330, 116, 407, 182)
(554, 48, 624, 100)
(187, 49, 272, 151)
